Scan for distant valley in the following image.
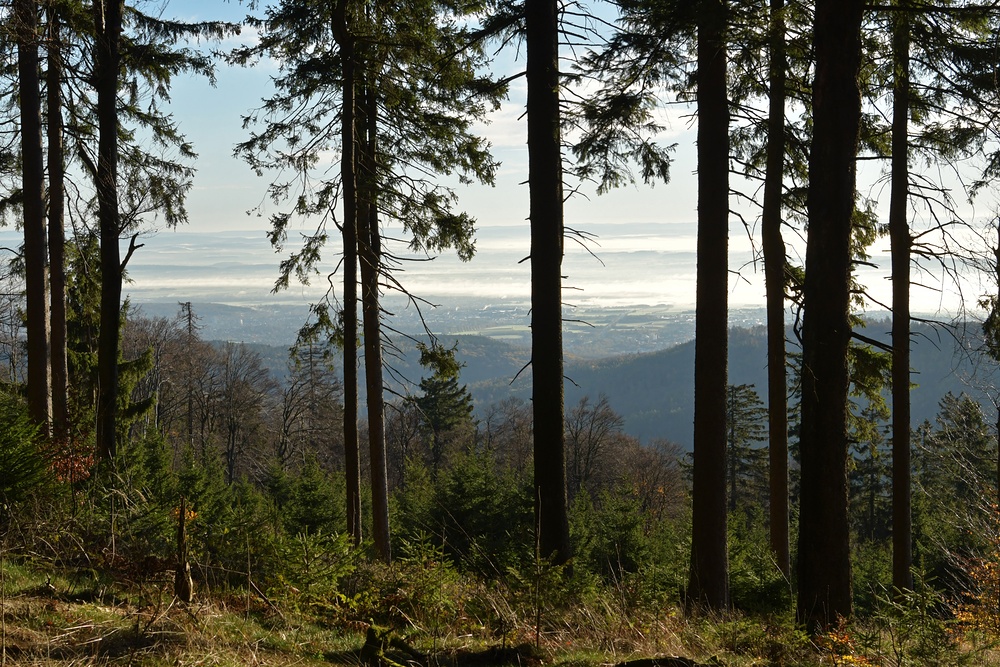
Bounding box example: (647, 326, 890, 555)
(134, 300, 997, 449)
(133, 297, 767, 357)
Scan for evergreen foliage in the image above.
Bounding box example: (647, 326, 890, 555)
(413, 343, 475, 475)
(394, 452, 534, 576)
(913, 392, 996, 595)
(12, 0, 1000, 660)
(0, 391, 46, 506)
(725, 384, 768, 513)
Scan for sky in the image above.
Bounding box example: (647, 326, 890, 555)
(119, 0, 993, 318)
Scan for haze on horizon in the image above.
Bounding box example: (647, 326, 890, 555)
(49, 0, 990, 322)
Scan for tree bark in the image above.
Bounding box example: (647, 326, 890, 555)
(360, 74, 390, 563)
(889, 0, 912, 593)
(687, 0, 730, 614)
(995, 235, 1000, 497)
(47, 3, 69, 442)
(797, 0, 864, 629)
(93, 0, 124, 461)
(526, 0, 571, 565)
(17, 0, 51, 435)
(763, 0, 790, 579)
(333, 0, 363, 547)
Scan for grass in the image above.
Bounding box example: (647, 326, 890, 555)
(3, 557, 1000, 667)
(0, 560, 357, 666)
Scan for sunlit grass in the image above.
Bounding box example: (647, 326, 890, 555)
(6, 556, 1000, 666)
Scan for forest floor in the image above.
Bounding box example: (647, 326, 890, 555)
(3, 560, 1000, 667)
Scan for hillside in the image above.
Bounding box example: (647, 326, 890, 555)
(211, 320, 996, 449)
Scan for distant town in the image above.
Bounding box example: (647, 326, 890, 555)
(135, 297, 777, 357)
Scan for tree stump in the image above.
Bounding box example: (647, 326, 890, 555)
(174, 496, 194, 603)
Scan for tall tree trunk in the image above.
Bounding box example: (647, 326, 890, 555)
(995, 234, 1000, 497)
(93, 0, 124, 461)
(47, 4, 69, 442)
(526, 0, 570, 565)
(360, 75, 390, 563)
(181, 301, 196, 448)
(890, 0, 912, 593)
(333, 0, 363, 546)
(687, 0, 730, 613)
(763, 0, 790, 579)
(797, 0, 865, 629)
(17, 0, 51, 435)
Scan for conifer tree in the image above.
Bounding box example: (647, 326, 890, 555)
(234, 0, 500, 558)
(726, 384, 768, 513)
(91, 0, 124, 461)
(525, 0, 572, 566)
(866, 0, 1000, 595)
(889, 0, 913, 594)
(47, 0, 69, 442)
(797, 0, 865, 628)
(413, 343, 474, 476)
(761, 0, 791, 578)
(331, 0, 363, 547)
(687, 0, 731, 613)
(3, 1, 237, 458)
(15, 0, 52, 434)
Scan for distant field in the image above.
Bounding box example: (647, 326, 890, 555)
(136, 298, 756, 356)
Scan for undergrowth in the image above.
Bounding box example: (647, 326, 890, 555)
(5, 551, 1000, 667)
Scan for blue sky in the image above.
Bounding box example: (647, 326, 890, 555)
(144, 0, 716, 310)
(162, 0, 701, 232)
(128, 0, 986, 316)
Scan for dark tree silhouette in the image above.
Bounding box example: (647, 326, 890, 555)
(889, 0, 913, 594)
(47, 2, 68, 442)
(526, 0, 571, 566)
(687, 0, 730, 613)
(762, 0, 790, 578)
(331, 0, 363, 548)
(93, 0, 124, 460)
(797, 0, 865, 629)
(16, 0, 51, 435)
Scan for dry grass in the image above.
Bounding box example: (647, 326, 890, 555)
(0, 576, 361, 666)
(6, 559, 1000, 667)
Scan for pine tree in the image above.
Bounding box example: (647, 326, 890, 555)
(15, 1, 237, 459)
(91, 0, 124, 461)
(234, 0, 500, 559)
(525, 0, 571, 567)
(760, 0, 792, 579)
(726, 384, 768, 513)
(688, 0, 731, 613)
(413, 343, 474, 476)
(849, 407, 891, 543)
(46, 0, 68, 443)
(797, 0, 866, 629)
(16, 0, 52, 435)
(888, 0, 913, 593)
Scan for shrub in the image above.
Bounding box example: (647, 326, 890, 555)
(393, 452, 533, 577)
(728, 508, 791, 614)
(0, 391, 47, 507)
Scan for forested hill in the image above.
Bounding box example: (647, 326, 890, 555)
(219, 319, 995, 449)
(461, 321, 995, 447)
